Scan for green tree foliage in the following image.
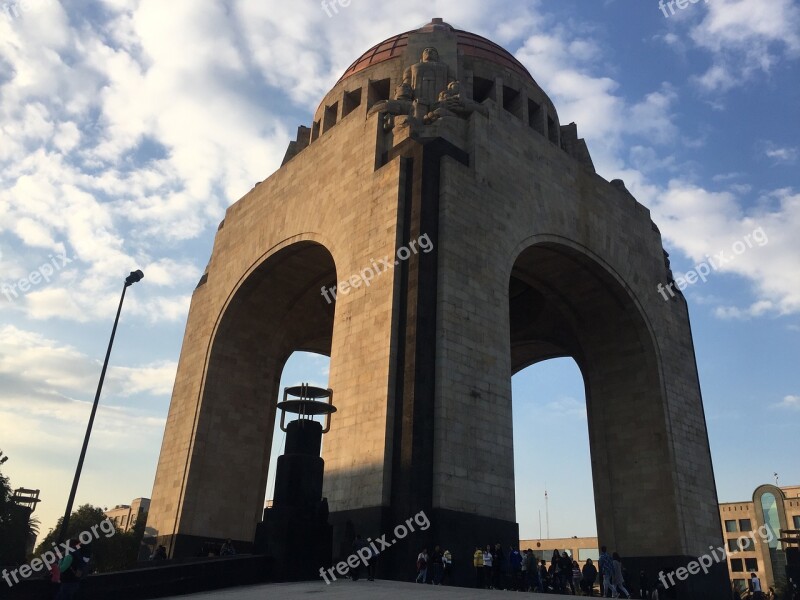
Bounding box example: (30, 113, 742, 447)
(35, 504, 145, 573)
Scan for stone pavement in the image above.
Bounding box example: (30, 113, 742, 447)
(161, 580, 553, 599)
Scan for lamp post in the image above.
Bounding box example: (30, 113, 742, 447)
(58, 270, 143, 543)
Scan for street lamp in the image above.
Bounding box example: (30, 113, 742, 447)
(58, 270, 143, 542)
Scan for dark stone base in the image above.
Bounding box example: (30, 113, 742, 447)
(254, 505, 332, 581)
(157, 532, 253, 559)
(0, 556, 273, 600)
(328, 506, 519, 589)
(617, 553, 731, 600)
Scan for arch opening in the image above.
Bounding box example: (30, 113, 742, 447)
(513, 358, 595, 542)
(176, 241, 337, 548)
(508, 241, 674, 558)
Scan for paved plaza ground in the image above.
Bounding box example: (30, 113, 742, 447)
(161, 580, 552, 599)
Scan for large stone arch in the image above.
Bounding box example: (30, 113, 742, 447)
(507, 238, 680, 556)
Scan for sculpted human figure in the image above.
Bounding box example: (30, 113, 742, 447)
(369, 47, 453, 119)
(424, 81, 489, 124)
(403, 47, 454, 111)
(368, 47, 487, 124)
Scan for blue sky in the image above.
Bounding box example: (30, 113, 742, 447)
(0, 0, 798, 543)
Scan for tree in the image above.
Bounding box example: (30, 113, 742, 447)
(35, 504, 146, 573)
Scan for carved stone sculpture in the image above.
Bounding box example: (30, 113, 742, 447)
(368, 46, 488, 124)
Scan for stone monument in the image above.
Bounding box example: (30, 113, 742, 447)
(146, 18, 728, 598)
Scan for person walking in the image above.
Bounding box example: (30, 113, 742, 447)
(581, 557, 598, 596)
(599, 546, 616, 598)
(473, 546, 485, 589)
(612, 552, 631, 598)
(415, 547, 428, 583)
(483, 545, 494, 589)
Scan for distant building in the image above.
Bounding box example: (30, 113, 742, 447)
(104, 498, 150, 533)
(719, 484, 800, 594)
(520, 484, 800, 594)
(518, 535, 599, 570)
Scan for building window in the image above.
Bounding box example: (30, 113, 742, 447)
(739, 519, 752, 532)
(725, 520, 738, 533)
(730, 559, 744, 572)
(745, 558, 758, 572)
(794, 515, 800, 529)
(578, 548, 600, 562)
(728, 539, 739, 553)
(760, 492, 781, 549)
(737, 537, 754, 552)
(733, 579, 747, 593)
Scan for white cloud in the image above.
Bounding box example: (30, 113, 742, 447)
(544, 396, 587, 420)
(689, 0, 800, 92)
(643, 185, 800, 316)
(760, 141, 799, 165)
(773, 395, 800, 411)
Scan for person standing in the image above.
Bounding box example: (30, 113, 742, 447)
(483, 545, 494, 589)
(638, 570, 650, 599)
(473, 546, 484, 589)
(494, 543, 505, 590)
(431, 546, 443, 585)
(442, 549, 452, 585)
(559, 551, 575, 594)
(539, 558, 549, 592)
(521, 548, 530, 591)
(599, 546, 616, 598)
(55, 540, 82, 600)
(612, 552, 631, 599)
(415, 547, 428, 583)
(581, 557, 598, 596)
(351, 535, 366, 581)
(509, 546, 522, 590)
(572, 560, 582, 595)
(749, 572, 764, 600)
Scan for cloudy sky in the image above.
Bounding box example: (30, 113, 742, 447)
(0, 0, 798, 542)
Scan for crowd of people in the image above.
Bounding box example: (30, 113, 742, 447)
(462, 544, 637, 596)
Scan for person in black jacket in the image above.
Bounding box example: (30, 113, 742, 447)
(581, 557, 598, 596)
(559, 551, 575, 594)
